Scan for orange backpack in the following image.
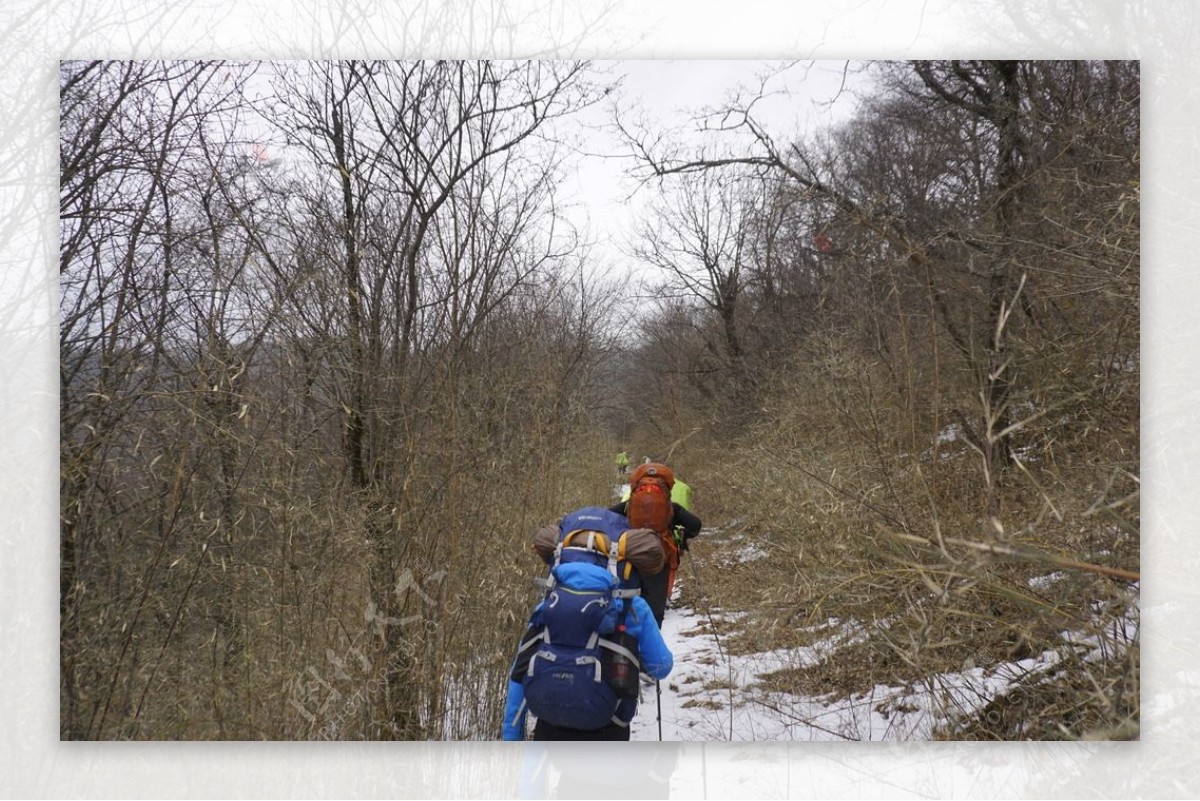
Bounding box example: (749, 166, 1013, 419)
(626, 463, 675, 535)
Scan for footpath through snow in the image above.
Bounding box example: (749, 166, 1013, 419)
(628, 578, 931, 741)
(627, 528, 1139, 742)
(627, 532, 931, 742)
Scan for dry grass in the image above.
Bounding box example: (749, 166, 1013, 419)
(661, 350, 1138, 742)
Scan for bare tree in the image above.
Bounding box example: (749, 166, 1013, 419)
(620, 60, 1138, 520)
(60, 59, 284, 738)
(266, 59, 604, 738)
(617, 60, 1139, 741)
(633, 168, 769, 411)
(61, 59, 624, 741)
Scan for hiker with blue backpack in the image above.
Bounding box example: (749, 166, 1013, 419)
(501, 506, 674, 741)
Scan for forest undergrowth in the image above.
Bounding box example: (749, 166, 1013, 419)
(666, 393, 1139, 741)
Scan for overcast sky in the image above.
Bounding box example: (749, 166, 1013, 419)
(554, 60, 866, 286)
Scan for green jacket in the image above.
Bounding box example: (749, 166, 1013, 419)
(671, 479, 692, 511)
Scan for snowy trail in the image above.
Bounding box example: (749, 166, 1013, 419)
(623, 533, 914, 741)
(612, 500, 1138, 742)
(626, 585, 880, 742)
(628, 585, 935, 741)
(626, 567, 1121, 742)
(628, 591, 736, 741)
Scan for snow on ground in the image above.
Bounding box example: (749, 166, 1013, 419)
(629, 588, 931, 741)
(628, 549, 1139, 742)
(603, 483, 1136, 741)
(1028, 571, 1066, 590)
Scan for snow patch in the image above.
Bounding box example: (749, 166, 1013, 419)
(1028, 571, 1066, 590)
(630, 576, 1139, 741)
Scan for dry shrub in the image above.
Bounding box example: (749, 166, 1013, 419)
(658, 326, 1138, 741)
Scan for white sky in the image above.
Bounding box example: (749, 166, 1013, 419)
(554, 60, 865, 284)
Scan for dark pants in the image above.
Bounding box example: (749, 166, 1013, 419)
(640, 568, 668, 628)
(533, 718, 631, 741)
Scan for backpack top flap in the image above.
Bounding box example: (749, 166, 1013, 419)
(545, 506, 664, 588)
(559, 506, 627, 540)
(629, 462, 675, 489)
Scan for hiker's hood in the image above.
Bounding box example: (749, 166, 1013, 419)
(550, 561, 618, 591)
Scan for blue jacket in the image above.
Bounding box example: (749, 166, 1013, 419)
(501, 562, 673, 741)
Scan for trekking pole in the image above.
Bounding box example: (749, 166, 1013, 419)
(686, 549, 735, 740)
(656, 679, 663, 741)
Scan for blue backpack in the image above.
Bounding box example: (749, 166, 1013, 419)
(511, 507, 644, 731)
